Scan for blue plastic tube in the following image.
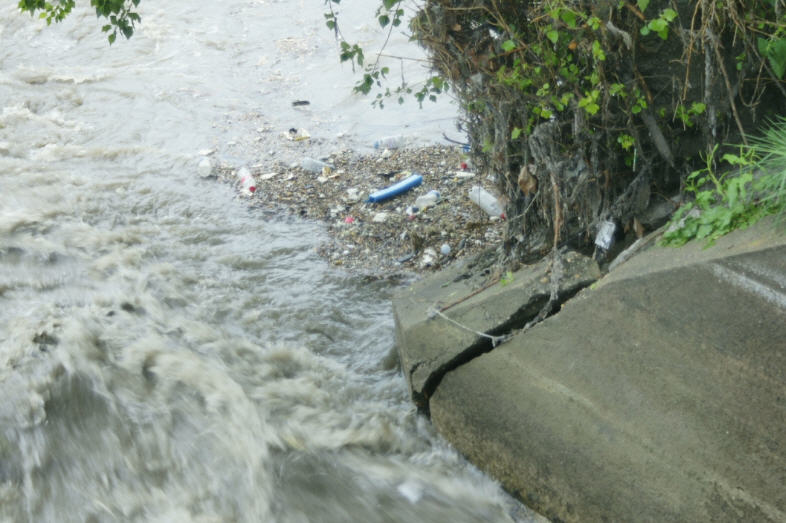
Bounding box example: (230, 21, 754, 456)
(367, 173, 423, 203)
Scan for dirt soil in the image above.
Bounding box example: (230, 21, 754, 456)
(214, 145, 507, 277)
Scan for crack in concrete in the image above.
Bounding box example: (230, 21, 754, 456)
(418, 282, 591, 416)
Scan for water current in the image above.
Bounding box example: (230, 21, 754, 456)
(0, 2, 538, 521)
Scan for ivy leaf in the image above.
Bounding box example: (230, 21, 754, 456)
(690, 102, 706, 114)
(662, 8, 678, 22)
(546, 30, 559, 44)
(501, 39, 516, 52)
(592, 40, 606, 61)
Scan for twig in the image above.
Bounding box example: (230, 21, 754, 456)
(550, 171, 562, 248)
(605, 20, 632, 50)
(439, 274, 502, 312)
(624, 1, 647, 21)
(709, 28, 748, 146)
(640, 110, 675, 166)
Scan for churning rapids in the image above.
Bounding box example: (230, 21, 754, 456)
(0, 1, 538, 521)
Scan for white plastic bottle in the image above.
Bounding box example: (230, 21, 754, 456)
(301, 157, 334, 173)
(197, 157, 214, 178)
(373, 135, 405, 149)
(237, 167, 256, 195)
(414, 190, 440, 210)
(468, 185, 505, 219)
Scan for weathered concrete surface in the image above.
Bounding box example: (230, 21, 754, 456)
(427, 220, 786, 522)
(393, 250, 600, 408)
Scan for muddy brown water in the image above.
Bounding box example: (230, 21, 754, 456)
(0, 1, 540, 521)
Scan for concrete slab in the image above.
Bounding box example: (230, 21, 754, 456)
(428, 220, 786, 521)
(393, 250, 600, 407)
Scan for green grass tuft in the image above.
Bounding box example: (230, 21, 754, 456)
(661, 118, 786, 247)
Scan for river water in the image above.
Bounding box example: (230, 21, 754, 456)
(0, 2, 538, 522)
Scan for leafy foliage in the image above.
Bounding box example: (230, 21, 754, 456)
(662, 119, 786, 247)
(324, 0, 444, 108)
(17, 0, 141, 44)
(371, 0, 786, 257)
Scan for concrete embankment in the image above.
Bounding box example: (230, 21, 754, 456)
(393, 219, 786, 522)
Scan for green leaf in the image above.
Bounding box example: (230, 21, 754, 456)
(617, 133, 635, 150)
(501, 39, 516, 52)
(560, 10, 577, 28)
(758, 36, 770, 56)
(690, 102, 706, 114)
(511, 127, 522, 140)
(766, 38, 786, 78)
(592, 40, 606, 61)
(546, 30, 559, 44)
(637, 0, 650, 12)
(662, 8, 678, 22)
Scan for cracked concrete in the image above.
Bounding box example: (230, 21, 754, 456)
(392, 218, 786, 521)
(392, 250, 600, 409)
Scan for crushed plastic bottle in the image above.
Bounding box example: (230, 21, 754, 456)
(414, 190, 440, 210)
(237, 167, 256, 195)
(468, 185, 505, 219)
(301, 157, 334, 174)
(595, 220, 617, 251)
(373, 135, 405, 149)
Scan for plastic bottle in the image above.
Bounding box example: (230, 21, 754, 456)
(373, 135, 405, 149)
(414, 190, 440, 210)
(594, 220, 617, 250)
(197, 157, 213, 178)
(301, 157, 334, 173)
(468, 185, 505, 219)
(237, 167, 256, 195)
